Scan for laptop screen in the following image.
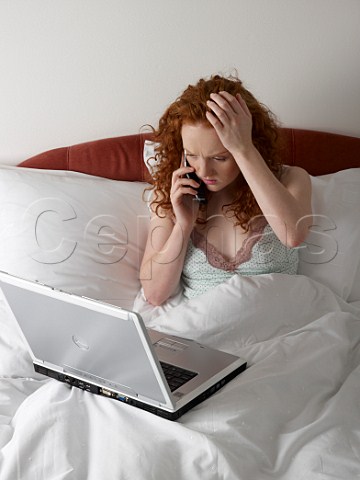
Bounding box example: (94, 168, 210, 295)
(1, 278, 169, 404)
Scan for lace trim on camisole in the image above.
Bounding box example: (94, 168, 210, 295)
(190, 216, 268, 272)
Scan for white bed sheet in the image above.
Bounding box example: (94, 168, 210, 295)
(1, 273, 360, 479)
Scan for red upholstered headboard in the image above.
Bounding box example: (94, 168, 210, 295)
(19, 128, 360, 181)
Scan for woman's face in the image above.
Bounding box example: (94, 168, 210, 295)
(181, 123, 240, 194)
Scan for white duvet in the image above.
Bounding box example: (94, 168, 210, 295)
(1, 273, 359, 480)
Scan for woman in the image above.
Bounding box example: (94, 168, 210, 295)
(140, 75, 312, 306)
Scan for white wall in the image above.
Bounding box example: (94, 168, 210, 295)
(1, 0, 359, 164)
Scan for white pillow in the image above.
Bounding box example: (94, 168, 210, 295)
(298, 168, 360, 300)
(0, 165, 151, 309)
(143, 140, 160, 176)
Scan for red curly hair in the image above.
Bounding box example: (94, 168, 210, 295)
(148, 74, 283, 230)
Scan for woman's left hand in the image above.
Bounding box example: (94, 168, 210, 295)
(206, 91, 254, 158)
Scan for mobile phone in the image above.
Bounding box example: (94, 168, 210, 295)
(183, 151, 207, 204)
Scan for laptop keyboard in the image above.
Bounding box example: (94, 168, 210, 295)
(160, 362, 197, 392)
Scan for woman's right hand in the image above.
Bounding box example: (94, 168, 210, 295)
(170, 165, 200, 230)
(140, 165, 200, 305)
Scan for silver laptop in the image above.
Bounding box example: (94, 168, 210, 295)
(0, 271, 246, 421)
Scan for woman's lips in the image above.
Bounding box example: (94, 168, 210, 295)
(202, 179, 217, 185)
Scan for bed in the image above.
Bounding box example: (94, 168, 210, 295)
(1, 128, 360, 479)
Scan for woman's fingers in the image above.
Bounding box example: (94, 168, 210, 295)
(206, 92, 242, 132)
(170, 169, 200, 226)
(171, 169, 199, 202)
(235, 93, 252, 117)
(206, 91, 250, 124)
(207, 98, 230, 125)
(205, 109, 223, 129)
(206, 91, 253, 154)
(211, 91, 242, 114)
(172, 166, 197, 184)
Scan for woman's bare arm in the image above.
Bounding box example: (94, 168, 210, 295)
(140, 164, 200, 306)
(140, 213, 192, 306)
(206, 91, 312, 246)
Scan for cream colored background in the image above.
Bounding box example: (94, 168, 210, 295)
(1, 0, 359, 164)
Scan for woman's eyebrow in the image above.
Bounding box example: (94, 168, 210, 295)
(210, 151, 229, 156)
(184, 150, 229, 156)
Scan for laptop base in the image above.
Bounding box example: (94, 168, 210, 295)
(34, 362, 247, 421)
